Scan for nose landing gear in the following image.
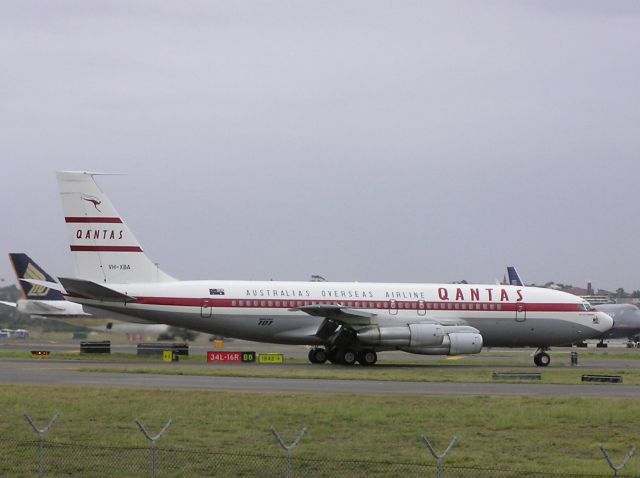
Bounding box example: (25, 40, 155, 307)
(533, 348, 550, 367)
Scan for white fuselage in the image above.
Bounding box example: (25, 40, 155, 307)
(70, 281, 612, 348)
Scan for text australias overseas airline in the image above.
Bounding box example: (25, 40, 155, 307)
(55, 171, 613, 366)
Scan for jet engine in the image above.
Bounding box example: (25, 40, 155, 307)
(357, 323, 445, 347)
(401, 331, 483, 356)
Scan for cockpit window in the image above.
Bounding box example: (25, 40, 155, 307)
(581, 301, 594, 312)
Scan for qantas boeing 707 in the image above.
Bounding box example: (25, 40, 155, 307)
(53, 171, 613, 366)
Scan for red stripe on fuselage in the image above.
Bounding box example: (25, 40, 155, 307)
(131, 296, 585, 313)
(70, 246, 143, 252)
(65, 217, 123, 223)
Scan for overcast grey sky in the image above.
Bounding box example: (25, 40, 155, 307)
(1, 1, 639, 291)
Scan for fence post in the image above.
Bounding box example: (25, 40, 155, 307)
(271, 426, 307, 478)
(599, 444, 636, 477)
(23, 411, 60, 478)
(422, 434, 457, 478)
(135, 418, 172, 478)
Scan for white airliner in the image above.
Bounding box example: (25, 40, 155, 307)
(54, 171, 613, 366)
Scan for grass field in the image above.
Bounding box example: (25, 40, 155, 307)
(0, 385, 639, 476)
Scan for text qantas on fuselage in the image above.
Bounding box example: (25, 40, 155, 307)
(55, 171, 613, 366)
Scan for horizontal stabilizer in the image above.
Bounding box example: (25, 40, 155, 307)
(20, 279, 66, 292)
(58, 277, 136, 302)
(0, 301, 17, 308)
(22, 301, 67, 312)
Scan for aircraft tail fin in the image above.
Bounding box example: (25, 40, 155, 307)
(56, 171, 176, 284)
(507, 266, 524, 287)
(9, 253, 65, 300)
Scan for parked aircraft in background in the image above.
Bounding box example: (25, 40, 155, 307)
(593, 303, 640, 346)
(54, 171, 613, 366)
(1, 253, 87, 318)
(505, 266, 640, 346)
(2, 253, 197, 341)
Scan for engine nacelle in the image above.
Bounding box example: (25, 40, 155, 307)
(401, 332, 483, 356)
(448, 332, 483, 355)
(357, 323, 445, 347)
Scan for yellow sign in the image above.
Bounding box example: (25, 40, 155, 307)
(213, 339, 224, 349)
(258, 353, 284, 364)
(163, 350, 173, 362)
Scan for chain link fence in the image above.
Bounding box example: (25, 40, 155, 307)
(1, 439, 635, 478)
(1, 413, 637, 477)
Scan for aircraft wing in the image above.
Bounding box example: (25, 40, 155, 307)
(292, 303, 467, 330)
(290, 304, 377, 325)
(0, 301, 17, 308)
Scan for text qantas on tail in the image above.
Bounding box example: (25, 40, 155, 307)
(55, 171, 613, 366)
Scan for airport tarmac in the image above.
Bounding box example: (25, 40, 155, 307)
(1, 337, 640, 397)
(1, 359, 640, 397)
(2, 336, 639, 368)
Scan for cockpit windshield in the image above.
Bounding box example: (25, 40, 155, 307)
(581, 301, 594, 312)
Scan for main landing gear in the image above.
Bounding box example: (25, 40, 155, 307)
(308, 347, 377, 366)
(533, 348, 551, 367)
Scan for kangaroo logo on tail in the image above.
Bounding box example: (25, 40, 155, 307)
(81, 194, 102, 212)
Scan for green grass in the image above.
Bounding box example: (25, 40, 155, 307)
(0, 385, 639, 476)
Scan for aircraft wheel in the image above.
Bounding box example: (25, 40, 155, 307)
(327, 349, 341, 364)
(338, 349, 357, 365)
(308, 348, 327, 364)
(357, 350, 377, 366)
(534, 352, 550, 367)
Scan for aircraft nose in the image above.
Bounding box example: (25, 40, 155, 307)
(596, 311, 614, 332)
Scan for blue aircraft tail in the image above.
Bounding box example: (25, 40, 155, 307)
(8, 253, 65, 300)
(507, 266, 524, 287)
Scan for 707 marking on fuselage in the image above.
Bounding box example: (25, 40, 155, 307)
(258, 319, 273, 326)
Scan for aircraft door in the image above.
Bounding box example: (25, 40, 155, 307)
(418, 300, 426, 316)
(515, 303, 526, 322)
(389, 299, 398, 315)
(201, 299, 212, 318)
